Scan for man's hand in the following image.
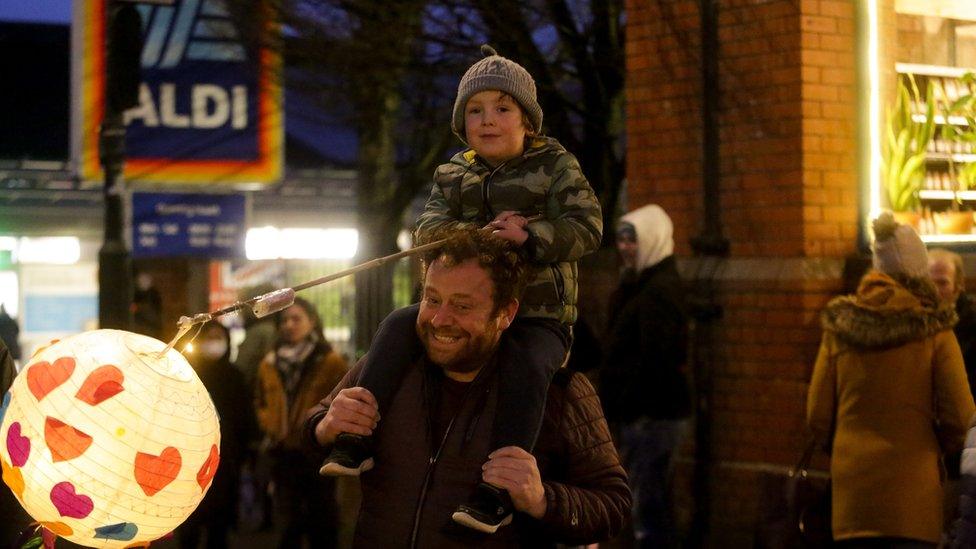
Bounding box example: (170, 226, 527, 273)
(488, 210, 529, 246)
(481, 446, 547, 519)
(314, 387, 380, 446)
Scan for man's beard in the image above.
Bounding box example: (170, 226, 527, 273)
(417, 320, 500, 374)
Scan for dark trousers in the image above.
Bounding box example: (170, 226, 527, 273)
(0, 490, 31, 548)
(178, 515, 230, 549)
(621, 418, 689, 549)
(271, 449, 338, 549)
(358, 303, 570, 451)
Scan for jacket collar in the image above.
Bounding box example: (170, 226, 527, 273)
(456, 136, 562, 171)
(821, 270, 957, 350)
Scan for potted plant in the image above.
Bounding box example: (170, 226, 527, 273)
(882, 74, 935, 230)
(937, 71, 976, 233)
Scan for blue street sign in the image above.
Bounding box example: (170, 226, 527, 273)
(132, 192, 246, 258)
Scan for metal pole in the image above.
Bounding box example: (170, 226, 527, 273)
(98, 0, 133, 330)
(687, 0, 729, 545)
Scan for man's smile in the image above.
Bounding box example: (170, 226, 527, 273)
(431, 332, 463, 345)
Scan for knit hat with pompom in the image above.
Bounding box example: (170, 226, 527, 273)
(871, 212, 929, 278)
(451, 45, 543, 143)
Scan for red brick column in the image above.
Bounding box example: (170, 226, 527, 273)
(624, 0, 860, 544)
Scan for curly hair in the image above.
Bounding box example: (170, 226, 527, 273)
(420, 228, 528, 314)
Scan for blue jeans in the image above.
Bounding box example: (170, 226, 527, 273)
(621, 418, 690, 549)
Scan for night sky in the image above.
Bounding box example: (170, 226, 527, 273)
(0, 0, 71, 24)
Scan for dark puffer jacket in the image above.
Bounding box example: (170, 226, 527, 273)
(304, 359, 631, 548)
(416, 136, 603, 324)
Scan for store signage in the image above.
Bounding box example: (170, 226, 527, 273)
(131, 192, 246, 258)
(72, 0, 282, 185)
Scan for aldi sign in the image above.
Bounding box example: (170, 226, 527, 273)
(73, 0, 282, 185)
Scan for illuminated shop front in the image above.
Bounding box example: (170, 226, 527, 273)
(868, 0, 976, 244)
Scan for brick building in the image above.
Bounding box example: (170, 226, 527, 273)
(623, 0, 976, 545)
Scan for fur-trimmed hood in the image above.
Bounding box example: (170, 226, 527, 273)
(821, 270, 957, 350)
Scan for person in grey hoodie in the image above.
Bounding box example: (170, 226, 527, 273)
(599, 204, 691, 548)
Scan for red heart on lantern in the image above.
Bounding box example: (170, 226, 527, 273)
(45, 417, 93, 463)
(75, 365, 125, 406)
(196, 444, 220, 491)
(27, 357, 76, 402)
(135, 447, 182, 497)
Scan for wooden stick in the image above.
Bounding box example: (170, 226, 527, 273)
(183, 214, 545, 326)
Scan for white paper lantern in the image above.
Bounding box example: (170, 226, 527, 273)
(0, 329, 220, 547)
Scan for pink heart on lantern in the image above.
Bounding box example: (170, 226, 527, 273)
(50, 481, 94, 519)
(27, 357, 76, 402)
(6, 422, 30, 467)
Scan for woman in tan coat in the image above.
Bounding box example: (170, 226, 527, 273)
(807, 213, 975, 547)
(255, 297, 348, 548)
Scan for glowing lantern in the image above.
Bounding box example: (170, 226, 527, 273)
(0, 330, 220, 547)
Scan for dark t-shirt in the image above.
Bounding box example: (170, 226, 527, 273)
(432, 376, 471, 444)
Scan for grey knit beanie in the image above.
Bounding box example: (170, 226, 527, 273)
(871, 211, 929, 278)
(451, 44, 543, 143)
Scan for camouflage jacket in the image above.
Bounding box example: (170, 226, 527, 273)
(416, 136, 603, 323)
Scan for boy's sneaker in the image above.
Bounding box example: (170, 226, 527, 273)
(451, 482, 514, 534)
(319, 433, 374, 476)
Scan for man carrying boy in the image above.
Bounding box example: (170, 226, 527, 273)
(304, 229, 630, 548)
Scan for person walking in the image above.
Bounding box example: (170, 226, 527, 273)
(807, 213, 975, 547)
(599, 204, 691, 548)
(0, 303, 21, 364)
(0, 338, 31, 545)
(179, 321, 256, 549)
(929, 248, 976, 397)
(255, 297, 348, 549)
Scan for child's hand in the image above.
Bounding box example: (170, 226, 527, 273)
(489, 211, 529, 246)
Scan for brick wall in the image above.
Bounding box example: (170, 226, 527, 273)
(624, 0, 861, 545)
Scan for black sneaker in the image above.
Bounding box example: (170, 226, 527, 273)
(451, 482, 514, 533)
(319, 433, 375, 476)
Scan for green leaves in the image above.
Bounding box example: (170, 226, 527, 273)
(882, 74, 935, 212)
(939, 71, 976, 193)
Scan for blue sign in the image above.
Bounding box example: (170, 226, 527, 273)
(25, 295, 98, 332)
(132, 192, 246, 258)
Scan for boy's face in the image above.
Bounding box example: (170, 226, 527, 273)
(464, 90, 528, 166)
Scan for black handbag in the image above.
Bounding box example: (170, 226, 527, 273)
(785, 438, 832, 547)
(754, 438, 833, 548)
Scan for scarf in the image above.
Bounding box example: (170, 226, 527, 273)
(274, 333, 318, 406)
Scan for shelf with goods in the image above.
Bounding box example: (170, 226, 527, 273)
(894, 63, 976, 239)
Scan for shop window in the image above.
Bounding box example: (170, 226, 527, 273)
(887, 2, 976, 243)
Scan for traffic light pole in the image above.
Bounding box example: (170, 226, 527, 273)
(97, 0, 135, 330)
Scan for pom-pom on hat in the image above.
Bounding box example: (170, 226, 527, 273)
(871, 211, 929, 278)
(451, 44, 543, 143)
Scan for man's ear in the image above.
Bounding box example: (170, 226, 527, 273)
(496, 299, 519, 331)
